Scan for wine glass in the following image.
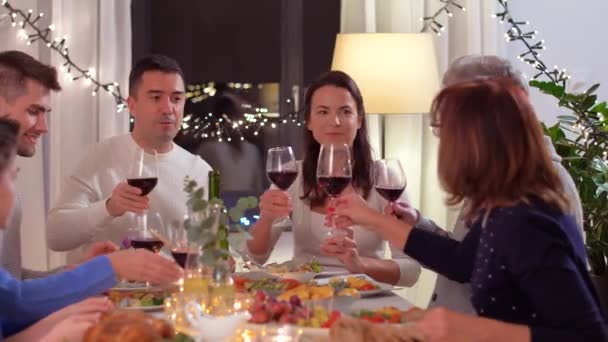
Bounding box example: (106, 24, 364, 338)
(165, 216, 195, 269)
(266, 146, 298, 227)
(316, 143, 352, 237)
(127, 147, 161, 252)
(373, 159, 407, 205)
(182, 244, 209, 299)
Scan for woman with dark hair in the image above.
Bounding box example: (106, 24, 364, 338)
(334, 79, 607, 341)
(246, 71, 421, 286)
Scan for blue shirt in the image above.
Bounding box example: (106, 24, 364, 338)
(0, 255, 117, 339)
(405, 200, 608, 341)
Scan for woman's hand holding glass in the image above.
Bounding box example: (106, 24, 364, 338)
(316, 143, 352, 237)
(319, 226, 365, 273)
(384, 201, 419, 226)
(333, 192, 380, 229)
(258, 189, 293, 224)
(266, 146, 297, 227)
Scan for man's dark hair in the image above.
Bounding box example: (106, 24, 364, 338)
(0, 50, 61, 103)
(0, 117, 19, 172)
(128, 54, 184, 96)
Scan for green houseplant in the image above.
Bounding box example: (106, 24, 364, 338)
(532, 80, 608, 311)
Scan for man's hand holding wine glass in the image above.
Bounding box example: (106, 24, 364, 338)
(105, 181, 150, 217)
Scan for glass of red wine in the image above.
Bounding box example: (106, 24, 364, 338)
(266, 146, 298, 227)
(374, 159, 407, 206)
(127, 147, 163, 256)
(316, 143, 352, 238)
(166, 216, 198, 269)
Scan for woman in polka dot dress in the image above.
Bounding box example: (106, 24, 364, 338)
(334, 79, 607, 342)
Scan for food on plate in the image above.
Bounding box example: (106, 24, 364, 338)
(106, 289, 166, 309)
(350, 306, 425, 324)
(233, 275, 301, 293)
(248, 291, 342, 328)
(264, 259, 323, 273)
(83, 310, 175, 342)
(329, 316, 424, 342)
(329, 276, 380, 291)
(277, 283, 352, 301)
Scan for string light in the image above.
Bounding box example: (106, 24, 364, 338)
(491, 0, 608, 202)
(491, 0, 569, 84)
(422, 0, 606, 166)
(1, 1, 127, 112)
(419, 0, 466, 35)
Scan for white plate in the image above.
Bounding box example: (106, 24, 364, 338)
(111, 282, 151, 291)
(313, 270, 350, 279)
(234, 271, 280, 281)
(110, 282, 176, 292)
(236, 270, 318, 283)
(269, 271, 317, 283)
(314, 274, 393, 298)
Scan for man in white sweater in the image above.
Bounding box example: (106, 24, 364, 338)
(46, 55, 212, 261)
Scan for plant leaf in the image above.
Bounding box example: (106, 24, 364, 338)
(591, 101, 608, 115)
(585, 83, 601, 96)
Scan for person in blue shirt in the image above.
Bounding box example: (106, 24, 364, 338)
(332, 79, 607, 341)
(0, 118, 182, 339)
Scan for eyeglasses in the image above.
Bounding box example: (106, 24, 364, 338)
(429, 121, 441, 137)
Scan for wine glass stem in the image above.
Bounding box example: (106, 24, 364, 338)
(135, 211, 150, 287)
(136, 212, 148, 232)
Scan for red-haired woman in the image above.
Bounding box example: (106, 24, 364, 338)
(334, 79, 607, 341)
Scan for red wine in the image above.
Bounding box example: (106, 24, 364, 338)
(131, 239, 164, 253)
(267, 171, 298, 191)
(171, 250, 197, 268)
(375, 186, 405, 202)
(317, 176, 350, 197)
(127, 177, 158, 196)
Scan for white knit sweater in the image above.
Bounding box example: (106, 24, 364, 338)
(46, 134, 212, 261)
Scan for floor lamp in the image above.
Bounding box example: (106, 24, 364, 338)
(331, 33, 440, 158)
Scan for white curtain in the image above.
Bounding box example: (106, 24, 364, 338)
(340, 0, 505, 307)
(0, 0, 131, 270)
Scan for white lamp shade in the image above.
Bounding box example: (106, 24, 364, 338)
(331, 33, 440, 114)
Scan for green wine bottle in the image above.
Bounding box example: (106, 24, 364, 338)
(208, 170, 230, 255)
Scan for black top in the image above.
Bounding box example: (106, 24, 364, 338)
(405, 200, 608, 341)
